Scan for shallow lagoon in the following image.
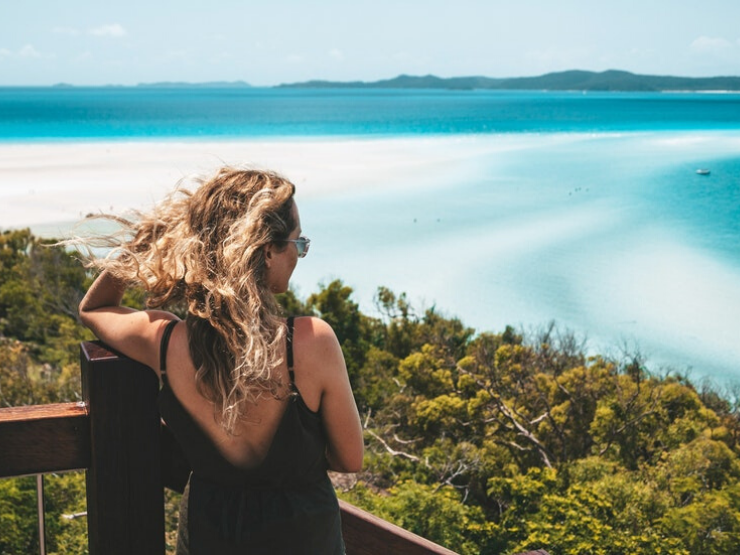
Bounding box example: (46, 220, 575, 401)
(290, 132, 740, 381)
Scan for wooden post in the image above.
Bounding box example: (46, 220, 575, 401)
(81, 341, 164, 555)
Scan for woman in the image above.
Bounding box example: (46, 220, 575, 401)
(78, 168, 364, 554)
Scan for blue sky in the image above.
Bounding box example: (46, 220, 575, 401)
(2, 0, 739, 86)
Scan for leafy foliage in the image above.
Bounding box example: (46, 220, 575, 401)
(2, 229, 740, 554)
(0, 473, 89, 555)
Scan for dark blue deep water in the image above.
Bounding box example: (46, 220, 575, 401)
(1, 87, 740, 140)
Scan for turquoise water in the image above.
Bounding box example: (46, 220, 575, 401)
(2, 88, 740, 139)
(2, 88, 738, 380)
(293, 132, 740, 381)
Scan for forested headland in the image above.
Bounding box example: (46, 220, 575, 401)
(2, 227, 740, 555)
(278, 70, 740, 92)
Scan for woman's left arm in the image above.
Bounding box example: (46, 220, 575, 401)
(79, 269, 176, 372)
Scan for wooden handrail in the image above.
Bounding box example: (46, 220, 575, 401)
(338, 499, 458, 555)
(0, 341, 470, 554)
(0, 402, 89, 478)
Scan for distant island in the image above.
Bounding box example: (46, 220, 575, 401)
(32, 71, 740, 91)
(278, 70, 740, 92)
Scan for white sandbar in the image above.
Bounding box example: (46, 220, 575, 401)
(0, 136, 515, 231)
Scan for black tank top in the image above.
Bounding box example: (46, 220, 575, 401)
(158, 318, 344, 554)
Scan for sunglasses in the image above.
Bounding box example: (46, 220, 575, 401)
(284, 236, 311, 258)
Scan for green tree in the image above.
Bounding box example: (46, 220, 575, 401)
(0, 230, 91, 368)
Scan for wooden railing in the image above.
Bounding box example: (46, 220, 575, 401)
(0, 341, 460, 554)
(0, 341, 549, 555)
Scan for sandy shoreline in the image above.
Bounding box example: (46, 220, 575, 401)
(0, 136, 501, 232)
(3, 131, 738, 233)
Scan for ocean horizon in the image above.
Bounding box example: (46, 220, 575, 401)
(1, 88, 738, 383)
(3, 87, 740, 141)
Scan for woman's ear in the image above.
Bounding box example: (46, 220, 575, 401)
(263, 243, 274, 268)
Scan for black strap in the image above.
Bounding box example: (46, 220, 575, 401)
(286, 317, 295, 385)
(159, 320, 179, 376)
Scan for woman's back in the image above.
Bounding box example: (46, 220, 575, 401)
(160, 317, 345, 553)
(159, 319, 299, 472)
(159, 317, 329, 485)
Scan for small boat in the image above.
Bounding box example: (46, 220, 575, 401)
(696, 168, 711, 175)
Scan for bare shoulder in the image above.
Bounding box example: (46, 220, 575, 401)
(291, 316, 346, 380)
(293, 316, 341, 350)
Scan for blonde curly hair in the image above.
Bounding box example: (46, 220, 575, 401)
(79, 167, 297, 433)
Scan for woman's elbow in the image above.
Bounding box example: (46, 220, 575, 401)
(338, 457, 363, 474)
(345, 460, 364, 474)
(78, 304, 94, 329)
(77, 303, 104, 334)
(327, 447, 364, 473)
(78, 305, 89, 326)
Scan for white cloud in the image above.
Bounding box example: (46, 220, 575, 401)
(0, 44, 53, 61)
(89, 24, 127, 38)
(19, 45, 42, 58)
(690, 36, 733, 53)
(285, 54, 305, 64)
(329, 49, 345, 61)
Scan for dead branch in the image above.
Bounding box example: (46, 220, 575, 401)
(366, 429, 422, 463)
